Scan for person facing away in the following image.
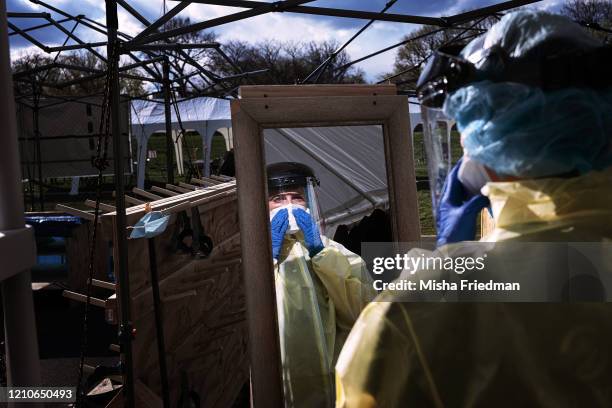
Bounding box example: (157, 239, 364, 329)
(266, 162, 377, 408)
(336, 10, 612, 408)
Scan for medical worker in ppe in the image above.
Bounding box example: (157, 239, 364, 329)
(336, 10, 612, 408)
(267, 162, 377, 408)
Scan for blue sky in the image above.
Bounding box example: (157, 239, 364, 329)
(7, 0, 564, 81)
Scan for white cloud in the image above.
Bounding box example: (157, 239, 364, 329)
(530, 0, 565, 12)
(182, 4, 348, 43)
(7, 0, 570, 83)
(178, 3, 415, 82)
(344, 22, 418, 82)
(10, 44, 44, 64)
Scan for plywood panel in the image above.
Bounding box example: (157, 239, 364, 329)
(66, 221, 110, 292)
(103, 184, 247, 408)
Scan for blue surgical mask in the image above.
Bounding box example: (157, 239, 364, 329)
(458, 155, 490, 196)
(129, 211, 170, 239)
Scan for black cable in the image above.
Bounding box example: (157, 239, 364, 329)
(75, 39, 118, 407)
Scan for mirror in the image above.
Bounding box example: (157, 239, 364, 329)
(263, 125, 389, 406)
(231, 85, 420, 407)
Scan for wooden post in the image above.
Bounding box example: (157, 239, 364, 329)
(385, 97, 421, 242)
(231, 102, 284, 407)
(106, 0, 135, 405)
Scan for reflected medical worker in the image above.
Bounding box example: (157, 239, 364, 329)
(266, 162, 377, 408)
(336, 10, 612, 408)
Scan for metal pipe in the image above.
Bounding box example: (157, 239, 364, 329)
(7, 21, 49, 51)
(47, 41, 107, 52)
(116, 0, 150, 26)
(333, 27, 446, 73)
(32, 89, 44, 210)
(8, 16, 72, 37)
(45, 16, 107, 61)
(122, 42, 220, 52)
(134, 0, 316, 44)
(0, 0, 42, 400)
(302, 0, 397, 84)
(147, 238, 171, 408)
(97, 0, 215, 89)
(188, 0, 540, 26)
(6, 11, 49, 18)
(163, 59, 174, 185)
(105, 0, 134, 406)
(131, 1, 190, 41)
(186, 0, 444, 25)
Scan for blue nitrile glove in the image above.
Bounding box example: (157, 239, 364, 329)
(293, 208, 324, 257)
(436, 158, 490, 247)
(270, 208, 289, 260)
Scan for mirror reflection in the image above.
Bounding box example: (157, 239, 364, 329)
(262, 125, 389, 407)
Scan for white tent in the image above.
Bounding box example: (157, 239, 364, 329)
(130, 97, 232, 188)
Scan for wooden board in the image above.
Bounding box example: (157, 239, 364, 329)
(239, 84, 397, 98)
(103, 184, 247, 408)
(65, 221, 110, 292)
(231, 85, 419, 407)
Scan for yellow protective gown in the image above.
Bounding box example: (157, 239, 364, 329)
(336, 168, 612, 408)
(275, 232, 377, 408)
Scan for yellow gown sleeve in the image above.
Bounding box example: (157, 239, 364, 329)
(335, 301, 430, 408)
(310, 241, 378, 331)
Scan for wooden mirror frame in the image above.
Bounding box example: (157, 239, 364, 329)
(231, 85, 420, 407)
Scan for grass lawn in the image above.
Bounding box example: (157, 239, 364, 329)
(413, 130, 463, 234)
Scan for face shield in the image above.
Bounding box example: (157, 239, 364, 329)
(417, 11, 612, 221)
(417, 45, 475, 217)
(267, 162, 324, 234)
(421, 106, 455, 216)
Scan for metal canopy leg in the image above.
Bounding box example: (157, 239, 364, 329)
(0, 0, 42, 404)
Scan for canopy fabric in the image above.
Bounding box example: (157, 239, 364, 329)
(264, 126, 389, 236)
(131, 97, 230, 124)
(130, 97, 232, 187)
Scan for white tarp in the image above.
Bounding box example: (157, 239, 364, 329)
(264, 126, 389, 235)
(130, 97, 232, 187)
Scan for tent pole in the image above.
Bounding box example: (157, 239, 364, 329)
(33, 86, 44, 210)
(163, 58, 174, 184)
(0, 0, 42, 403)
(106, 0, 135, 406)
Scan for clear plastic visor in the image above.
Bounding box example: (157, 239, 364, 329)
(421, 106, 455, 219)
(268, 178, 323, 230)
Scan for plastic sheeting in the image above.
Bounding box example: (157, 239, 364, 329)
(264, 126, 389, 235)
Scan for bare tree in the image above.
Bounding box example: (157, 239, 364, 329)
(12, 51, 146, 97)
(562, 0, 612, 42)
(157, 16, 219, 96)
(384, 17, 496, 91)
(209, 39, 365, 86)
